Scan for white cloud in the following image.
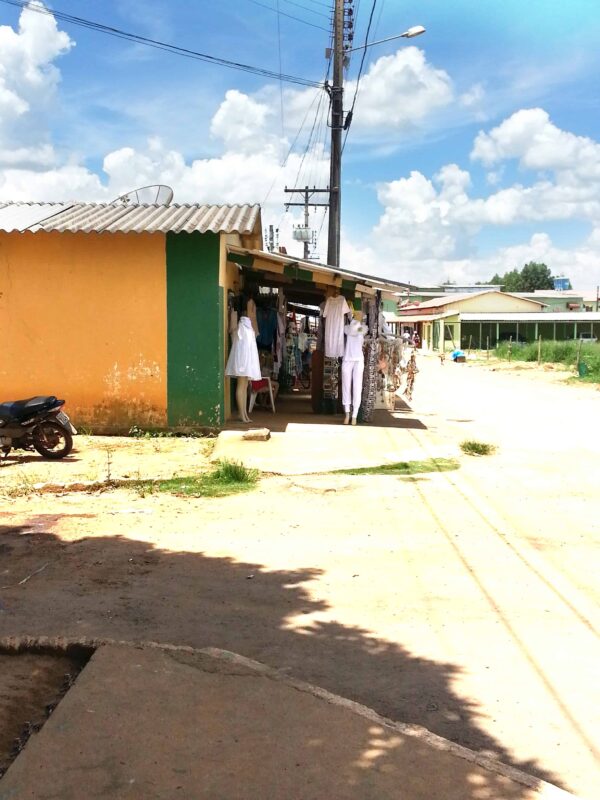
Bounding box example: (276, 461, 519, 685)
(0, 6, 598, 291)
(348, 109, 600, 290)
(0, 1, 73, 167)
(460, 83, 485, 109)
(345, 47, 454, 134)
(471, 108, 600, 183)
(210, 89, 281, 156)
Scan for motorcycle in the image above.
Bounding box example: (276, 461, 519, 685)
(0, 396, 77, 459)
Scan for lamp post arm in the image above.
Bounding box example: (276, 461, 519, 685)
(347, 27, 425, 54)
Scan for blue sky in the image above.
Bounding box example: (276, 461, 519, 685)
(1, 0, 599, 288)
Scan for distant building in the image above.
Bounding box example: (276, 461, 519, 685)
(514, 290, 585, 313)
(394, 289, 600, 351)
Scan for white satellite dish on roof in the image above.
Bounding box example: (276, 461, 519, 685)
(112, 184, 174, 206)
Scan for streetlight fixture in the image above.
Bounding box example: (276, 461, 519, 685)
(347, 25, 426, 53)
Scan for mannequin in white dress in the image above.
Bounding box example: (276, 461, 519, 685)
(226, 316, 261, 422)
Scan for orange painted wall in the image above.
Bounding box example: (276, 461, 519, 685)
(0, 231, 167, 432)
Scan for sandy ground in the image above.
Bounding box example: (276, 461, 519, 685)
(0, 356, 598, 797)
(0, 435, 214, 491)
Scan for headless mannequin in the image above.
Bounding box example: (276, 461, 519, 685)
(235, 376, 251, 423)
(342, 317, 366, 426)
(225, 312, 260, 424)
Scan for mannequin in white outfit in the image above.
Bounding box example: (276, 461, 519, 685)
(225, 316, 261, 423)
(342, 318, 366, 425)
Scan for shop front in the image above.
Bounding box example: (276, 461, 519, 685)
(223, 246, 415, 428)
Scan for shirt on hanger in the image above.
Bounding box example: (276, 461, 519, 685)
(322, 295, 351, 358)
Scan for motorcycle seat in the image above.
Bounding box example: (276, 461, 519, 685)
(0, 396, 61, 421)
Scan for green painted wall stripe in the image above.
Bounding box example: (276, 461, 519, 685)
(283, 263, 313, 282)
(166, 231, 223, 428)
(228, 252, 254, 267)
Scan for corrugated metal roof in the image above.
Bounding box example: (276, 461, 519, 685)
(391, 311, 456, 323)
(0, 202, 261, 235)
(0, 202, 71, 232)
(461, 312, 600, 322)
(400, 289, 545, 312)
(514, 290, 583, 298)
(400, 290, 496, 310)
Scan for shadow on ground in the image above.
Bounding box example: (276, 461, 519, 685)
(225, 393, 428, 433)
(0, 519, 565, 797)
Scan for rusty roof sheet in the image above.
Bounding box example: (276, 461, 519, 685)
(0, 202, 261, 235)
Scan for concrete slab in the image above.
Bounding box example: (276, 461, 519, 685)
(213, 423, 455, 475)
(0, 644, 578, 800)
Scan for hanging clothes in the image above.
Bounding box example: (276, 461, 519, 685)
(322, 295, 351, 357)
(256, 306, 278, 348)
(316, 301, 326, 351)
(273, 312, 286, 376)
(225, 317, 261, 380)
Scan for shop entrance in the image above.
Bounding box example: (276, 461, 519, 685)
(230, 268, 331, 422)
(224, 248, 425, 432)
(226, 266, 424, 432)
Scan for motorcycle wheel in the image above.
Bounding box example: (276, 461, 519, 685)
(33, 421, 73, 459)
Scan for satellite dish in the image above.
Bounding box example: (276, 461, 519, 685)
(112, 184, 174, 205)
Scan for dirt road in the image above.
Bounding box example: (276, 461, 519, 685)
(0, 357, 598, 797)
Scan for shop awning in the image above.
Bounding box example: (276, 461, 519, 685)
(226, 245, 409, 296)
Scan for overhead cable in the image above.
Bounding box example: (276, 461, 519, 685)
(343, 0, 378, 147)
(0, 0, 322, 87)
(243, 0, 330, 30)
(281, 0, 332, 18)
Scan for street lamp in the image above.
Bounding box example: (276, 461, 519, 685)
(347, 25, 426, 53)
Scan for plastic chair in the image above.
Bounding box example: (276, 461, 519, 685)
(248, 377, 276, 414)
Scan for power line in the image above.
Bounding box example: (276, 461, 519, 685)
(291, 43, 333, 190)
(342, 0, 378, 149)
(298, 0, 333, 7)
(261, 86, 322, 207)
(242, 0, 330, 30)
(0, 0, 322, 88)
(281, 0, 331, 18)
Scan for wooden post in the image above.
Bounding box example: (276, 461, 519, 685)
(537, 334, 542, 365)
(508, 335, 513, 362)
(486, 335, 490, 360)
(468, 334, 473, 355)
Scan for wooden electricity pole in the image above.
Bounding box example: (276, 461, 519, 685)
(326, 0, 346, 268)
(284, 186, 330, 259)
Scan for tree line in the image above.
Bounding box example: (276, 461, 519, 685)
(483, 262, 570, 292)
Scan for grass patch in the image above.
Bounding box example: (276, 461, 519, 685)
(335, 457, 459, 476)
(131, 459, 259, 498)
(460, 440, 496, 456)
(128, 425, 206, 439)
(494, 340, 600, 382)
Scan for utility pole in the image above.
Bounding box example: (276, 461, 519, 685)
(284, 186, 329, 260)
(326, 0, 346, 268)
